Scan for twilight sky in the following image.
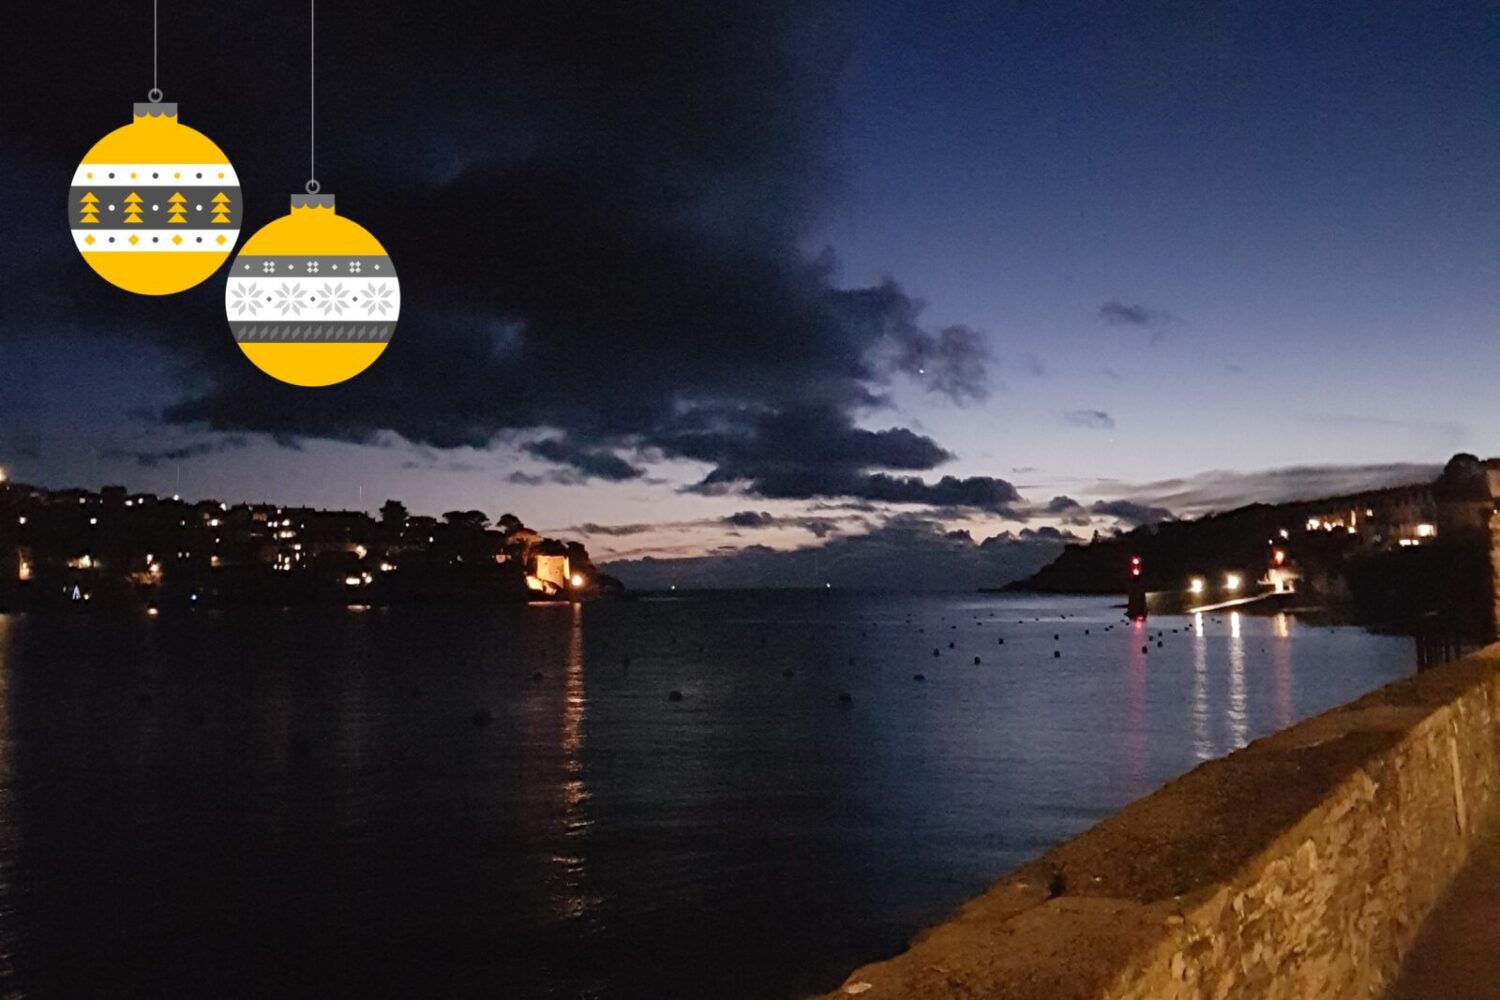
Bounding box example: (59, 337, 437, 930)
(0, 2, 1495, 584)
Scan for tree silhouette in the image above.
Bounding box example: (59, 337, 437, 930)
(379, 499, 408, 528)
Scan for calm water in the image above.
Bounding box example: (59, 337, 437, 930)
(0, 593, 1412, 999)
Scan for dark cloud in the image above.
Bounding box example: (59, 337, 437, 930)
(1063, 409, 1115, 430)
(1039, 494, 1093, 526)
(525, 439, 644, 482)
(603, 516, 1065, 590)
(573, 522, 657, 537)
(1017, 525, 1081, 541)
(886, 323, 991, 401)
(100, 437, 248, 469)
(1098, 300, 1174, 327)
(692, 468, 1021, 512)
(1088, 499, 1175, 527)
(723, 511, 776, 529)
(1, 2, 995, 511)
(561, 511, 858, 541)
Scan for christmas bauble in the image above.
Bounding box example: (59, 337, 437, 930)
(70, 101, 240, 295)
(225, 193, 399, 387)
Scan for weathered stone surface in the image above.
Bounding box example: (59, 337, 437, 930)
(811, 648, 1500, 1000)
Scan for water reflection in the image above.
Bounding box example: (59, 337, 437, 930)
(0, 596, 1416, 1000)
(554, 602, 595, 923)
(1191, 614, 1214, 762)
(1122, 619, 1148, 799)
(1272, 613, 1293, 729)
(0, 615, 16, 986)
(1227, 612, 1249, 749)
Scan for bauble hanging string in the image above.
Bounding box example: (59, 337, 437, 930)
(225, 0, 400, 388)
(70, 0, 241, 295)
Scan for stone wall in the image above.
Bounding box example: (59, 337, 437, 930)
(814, 647, 1500, 1000)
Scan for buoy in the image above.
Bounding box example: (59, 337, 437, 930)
(471, 709, 492, 727)
(783, 669, 794, 679)
(913, 673, 926, 682)
(668, 690, 684, 702)
(973, 656, 982, 665)
(1053, 650, 1061, 659)
(838, 691, 853, 704)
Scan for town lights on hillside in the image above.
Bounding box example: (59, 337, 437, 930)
(1225, 573, 1242, 592)
(0, 466, 7, 483)
(1189, 577, 1205, 595)
(570, 574, 585, 588)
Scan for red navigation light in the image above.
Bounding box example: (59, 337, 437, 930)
(1130, 555, 1141, 577)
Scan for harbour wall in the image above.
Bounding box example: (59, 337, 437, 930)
(815, 646, 1500, 999)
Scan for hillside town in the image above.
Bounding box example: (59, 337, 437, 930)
(0, 475, 619, 610)
(1019, 453, 1500, 636)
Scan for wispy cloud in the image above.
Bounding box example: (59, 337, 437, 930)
(1098, 462, 1441, 517)
(1063, 409, 1115, 430)
(1098, 300, 1174, 327)
(1098, 301, 1175, 343)
(101, 437, 248, 469)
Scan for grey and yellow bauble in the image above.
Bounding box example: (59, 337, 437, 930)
(224, 193, 399, 387)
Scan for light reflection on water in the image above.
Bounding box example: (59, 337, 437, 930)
(1228, 612, 1249, 750)
(0, 594, 1413, 999)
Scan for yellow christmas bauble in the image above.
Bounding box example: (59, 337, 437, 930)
(224, 193, 399, 387)
(70, 101, 240, 295)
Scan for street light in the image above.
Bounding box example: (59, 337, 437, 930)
(1189, 577, 1205, 595)
(1225, 573, 1242, 592)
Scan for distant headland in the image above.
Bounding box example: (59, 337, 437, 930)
(1008, 453, 1500, 638)
(0, 480, 621, 611)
